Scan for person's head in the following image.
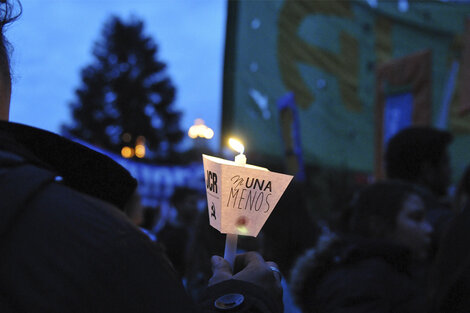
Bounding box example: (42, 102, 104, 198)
(0, 0, 21, 121)
(170, 187, 202, 225)
(384, 126, 453, 197)
(346, 180, 433, 260)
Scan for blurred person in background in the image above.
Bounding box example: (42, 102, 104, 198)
(290, 180, 432, 313)
(158, 186, 202, 277)
(384, 126, 454, 257)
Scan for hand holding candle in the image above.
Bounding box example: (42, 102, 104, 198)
(202, 137, 293, 271)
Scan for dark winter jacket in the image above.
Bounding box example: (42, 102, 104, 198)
(428, 203, 470, 313)
(290, 235, 427, 313)
(0, 121, 282, 313)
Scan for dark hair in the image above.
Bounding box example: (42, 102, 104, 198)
(0, 0, 21, 88)
(384, 126, 452, 181)
(345, 180, 422, 238)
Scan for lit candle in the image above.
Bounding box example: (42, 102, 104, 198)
(229, 138, 246, 166)
(224, 138, 246, 269)
(202, 137, 293, 272)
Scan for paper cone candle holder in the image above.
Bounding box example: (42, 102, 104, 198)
(203, 154, 293, 237)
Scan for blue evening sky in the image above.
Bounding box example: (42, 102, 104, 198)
(6, 0, 226, 151)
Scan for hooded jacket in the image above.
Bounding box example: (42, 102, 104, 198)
(290, 235, 427, 313)
(0, 121, 281, 313)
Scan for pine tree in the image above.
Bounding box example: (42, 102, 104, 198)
(62, 15, 184, 160)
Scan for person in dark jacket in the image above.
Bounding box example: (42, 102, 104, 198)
(427, 202, 470, 313)
(158, 186, 202, 278)
(0, 2, 283, 312)
(290, 180, 433, 313)
(384, 126, 454, 257)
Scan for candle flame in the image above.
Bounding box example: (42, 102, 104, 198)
(228, 138, 244, 154)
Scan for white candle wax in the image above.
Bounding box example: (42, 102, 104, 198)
(224, 138, 246, 270)
(224, 233, 238, 270)
(234, 153, 246, 166)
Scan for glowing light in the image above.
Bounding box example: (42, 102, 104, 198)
(121, 146, 134, 158)
(188, 119, 214, 139)
(136, 135, 146, 144)
(135, 144, 146, 158)
(236, 216, 249, 234)
(204, 128, 214, 139)
(228, 138, 244, 154)
(236, 225, 249, 234)
(188, 126, 198, 139)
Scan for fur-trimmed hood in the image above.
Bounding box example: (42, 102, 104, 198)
(290, 233, 416, 313)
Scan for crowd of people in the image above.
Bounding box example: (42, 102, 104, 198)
(289, 127, 469, 313)
(2, 1, 470, 312)
(137, 124, 468, 313)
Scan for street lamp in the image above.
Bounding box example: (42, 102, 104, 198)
(135, 136, 146, 158)
(121, 146, 134, 158)
(121, 133, 146, 159)
(188, 118, 214, 139)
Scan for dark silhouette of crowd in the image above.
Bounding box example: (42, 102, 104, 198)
(287, 125, 469, 313)
(2, 1, 470, 312)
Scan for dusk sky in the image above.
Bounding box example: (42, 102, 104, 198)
(6, 0, 226, 151)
